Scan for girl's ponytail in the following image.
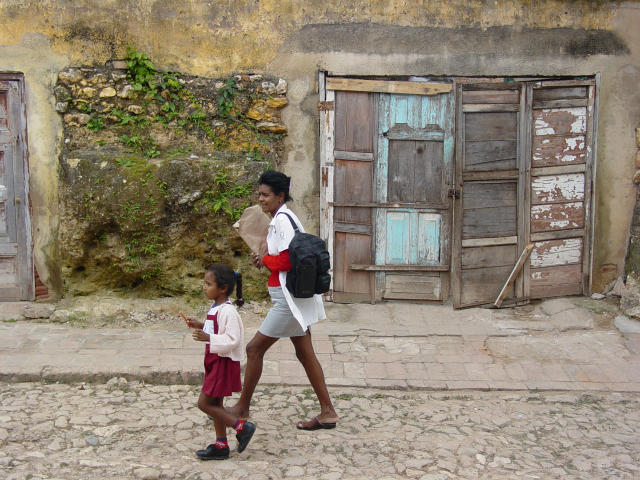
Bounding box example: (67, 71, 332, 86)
(234, 272, 244, 307)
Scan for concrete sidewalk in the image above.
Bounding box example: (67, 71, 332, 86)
(2, 296, 640, 392)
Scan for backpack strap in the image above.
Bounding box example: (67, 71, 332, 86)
(277, 212, 299, 233)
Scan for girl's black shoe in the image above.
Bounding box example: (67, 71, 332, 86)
(236, 421, 256, 453)
(196, 444, 230, 460)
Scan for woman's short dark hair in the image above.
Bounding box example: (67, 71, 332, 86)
(258, 170, 292, 202)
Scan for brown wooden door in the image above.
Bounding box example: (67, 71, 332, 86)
(331, 90, 376, 303)
(0, 76, 32, 300)
(452, 78, 596, 308)
(528, 80, 596, 298)
(452, 84, 523, 308)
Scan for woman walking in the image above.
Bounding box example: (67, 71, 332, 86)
(231, 170, 339, 430)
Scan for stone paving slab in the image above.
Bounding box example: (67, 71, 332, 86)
(2, 297, 640, 393)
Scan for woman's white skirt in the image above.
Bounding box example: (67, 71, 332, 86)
(259, 286, 308, 338)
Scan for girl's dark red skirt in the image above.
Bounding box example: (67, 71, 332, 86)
(202, 344, 242, 397)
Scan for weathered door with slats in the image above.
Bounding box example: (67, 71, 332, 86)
(452, 85, 522, 308)
(452, 79, 596, 308)
(0, 76, 32, 300)
(528, 81, 595, 298)
(376, 92, 454, 300)
(330, 90, 376, 303)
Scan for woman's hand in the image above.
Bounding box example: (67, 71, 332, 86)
(251, 252, 263, 269)
(192, 329, 210, 342)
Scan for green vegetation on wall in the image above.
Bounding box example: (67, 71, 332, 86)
(57, 49, 289, 299)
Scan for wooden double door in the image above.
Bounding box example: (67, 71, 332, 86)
(319, 76, 596, 308)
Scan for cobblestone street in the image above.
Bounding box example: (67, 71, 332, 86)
(2, 380, 639, 480)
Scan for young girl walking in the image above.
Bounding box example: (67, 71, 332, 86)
(186, 263, 256, 460)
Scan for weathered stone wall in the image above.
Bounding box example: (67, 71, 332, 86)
(1, 0, 639, 296)
(626, 128, 640, 276)
(56, 59, 288, 298)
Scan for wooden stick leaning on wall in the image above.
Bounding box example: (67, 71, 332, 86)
(494, 243, 534, 308)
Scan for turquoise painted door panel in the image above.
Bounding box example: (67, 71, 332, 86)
(376, 90, 454, 268)
(385, 209, 441, 264)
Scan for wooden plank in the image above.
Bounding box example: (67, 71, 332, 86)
(531, 173, 585, 204)
(333, 150, 373, 161)
(532, 134, 586, 167)
(334, 159, 372, 225)
(531, 264, 582, 287)
(350, 264, 449, 272)
(451, 84, 465, 309)
(533, 86, 588, 101)
(462, 104, 519, 113)
(334, 222, 372, 235)
(518, 83, 531, 301)
(530, 282, 582, 298)
(532, 79, 594, 88)
(327, 77, 452, 95)
(0, 243, 17, 255)
(465, 112, 518, 141)
(463, 170, 519, 181)
(533, 107, 587, 136)
(530, 264, 583, 298)
(531, 238, 583, 267)
(384, 273, 442, 301)
(462, 236, 518, 248)
(388, 140, 443, 204)
(462, 89, 520, 104)
(464, 140, 517, 171)
(461, 244, 517, 269)
(531, 202, 584, 232)
(463, 181, 517, 208)
(530, 229, 585, 241)
(459, 81, 521, 90)
(531, 163, 586, 176)
(334, 91, 375, 152)
(333, 232, 372, 294)
(494, 243, 534, 307)
(461, 266, 514, 306)
(533, 99, 588, 109)
(331, 201, 449, 210)
(583, 82, 596, 295)
(319, 75, 333, 250)
(332, 291, 372, 304)
(463, 206, 517, 238)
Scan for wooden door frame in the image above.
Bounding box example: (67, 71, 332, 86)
(0, 73, 33, 300)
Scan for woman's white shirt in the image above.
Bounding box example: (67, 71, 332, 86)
(266, 204, 326, 330)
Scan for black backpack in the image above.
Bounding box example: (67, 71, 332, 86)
(278, 212, 331, 298)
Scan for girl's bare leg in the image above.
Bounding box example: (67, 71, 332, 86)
(198, 393, 236, 433)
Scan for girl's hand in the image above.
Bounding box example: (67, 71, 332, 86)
(186, 318, 203, 329)
(251, 252, 263, 269)
(192, 329, 210, 342)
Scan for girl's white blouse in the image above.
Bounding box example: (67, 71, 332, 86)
(202, 302, 245, 362)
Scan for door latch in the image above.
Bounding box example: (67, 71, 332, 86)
(447, 188, 461, 199)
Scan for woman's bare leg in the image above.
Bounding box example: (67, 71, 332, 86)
(229, 331, 278, 419)
(290, 331, 338, 424)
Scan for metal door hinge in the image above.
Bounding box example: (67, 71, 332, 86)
(318, 101, 334, 111)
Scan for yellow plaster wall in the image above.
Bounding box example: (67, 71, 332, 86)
(0, 1, 620, 77)
(0, 0, 636, 295)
